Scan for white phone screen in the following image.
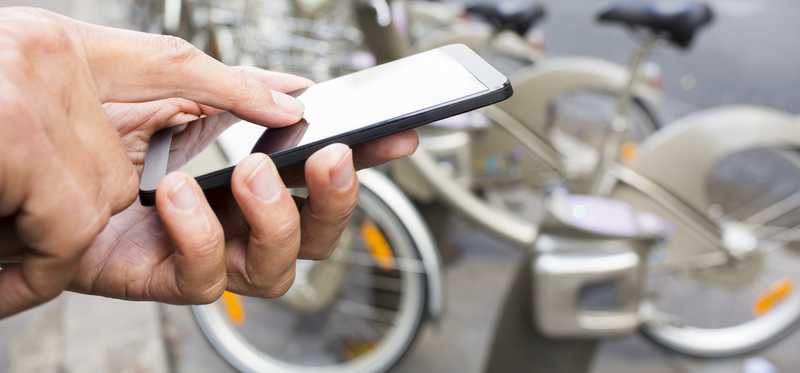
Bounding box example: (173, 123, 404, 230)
(212, 49, 489, 165)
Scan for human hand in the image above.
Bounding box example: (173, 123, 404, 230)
(66, 99, 417, 303)
(0, 7, 418, 316)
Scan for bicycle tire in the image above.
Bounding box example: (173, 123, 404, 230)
(192, 176, 430, 373)
(629, 146, 800, 358)
(640, 303, 800, 358)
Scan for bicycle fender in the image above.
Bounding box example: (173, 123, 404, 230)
(628, 105, 800, 214)
(495, 57, 661, 139)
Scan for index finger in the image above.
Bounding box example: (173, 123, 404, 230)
(76, 22, 313, 126)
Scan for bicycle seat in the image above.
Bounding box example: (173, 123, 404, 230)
(465, 0, 547, 37)
(597, 1, 714, 49)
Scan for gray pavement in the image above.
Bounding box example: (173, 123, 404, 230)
(2, 0, 800, 372)
(0, 293, 169, 373)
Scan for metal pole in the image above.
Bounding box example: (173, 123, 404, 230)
(354, 0, 409, 63)
(590, 35, 659, 195)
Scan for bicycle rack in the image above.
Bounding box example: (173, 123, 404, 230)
(532, 193, 669, 337)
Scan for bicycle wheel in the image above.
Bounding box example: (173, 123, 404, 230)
(640, 146, 800, 357)
(192, 175, 431, 373)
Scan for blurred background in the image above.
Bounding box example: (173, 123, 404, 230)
(1, 1, 799, 372)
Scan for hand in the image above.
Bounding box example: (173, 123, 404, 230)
(0, 8, 418, 316)
(68, 99, 417, 303)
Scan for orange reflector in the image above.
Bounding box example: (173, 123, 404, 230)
(754, 279, 794, 316)
(360, 221, 395, 270)
(620, 142, 639, 163)
(222, 291, 245, 325)
(345, 341, 378, 360)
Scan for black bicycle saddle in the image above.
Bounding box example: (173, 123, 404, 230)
(465, 0, 547, 37)
(597, 1, 714, 49)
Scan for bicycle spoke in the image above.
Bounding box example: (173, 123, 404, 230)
(330, 309, 382, 344)
(345, 273, 404, 293)
(752, 223, 793, 237)
(760, 224, 800, 243)
(742, 190, 800, 226)
(333, 299, 399, 326)
(331, 252, 426, 274)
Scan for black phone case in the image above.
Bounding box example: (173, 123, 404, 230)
(138, 82, 512, 206)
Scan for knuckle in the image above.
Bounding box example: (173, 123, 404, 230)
(60, 183, 110, 246)
(192, 228, 224, 260)
(338, 198, 359, 221)
(308, 242, 338, 261)
(159, 35, 199, 66)
(303, 226, 346, 261)
(184, 277, 226, 304)
(41, 190, 110, 257)
(311, 199, 357, 226)
(122, 167, 140, 207)
(17, 170, 110, 255)
(11, 10, 72, 56)
(232, 66, 261, 107)
(258, 270, 295, 299)
(68, 200, 110, 253)
(27, 280, 63, 303)
(111, 165, 140, 211)
(266, 215, 301, 249)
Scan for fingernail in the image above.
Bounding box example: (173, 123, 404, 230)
(171, 113, 201, 125)
(271, 90, 305, 117)
(246, 155, 283, 202)
(169, 177, 198, 211)
(331, 146, 355, 191)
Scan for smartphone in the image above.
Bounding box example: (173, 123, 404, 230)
(139, 44, 512, 205)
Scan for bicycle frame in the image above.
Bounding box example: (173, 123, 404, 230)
(397, 48, 660, 244)
(590, 35, 659, 194)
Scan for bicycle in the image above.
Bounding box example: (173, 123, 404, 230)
(134, 0, 800, 370)
(408, 0, 800, 361)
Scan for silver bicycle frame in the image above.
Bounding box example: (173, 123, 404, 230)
(590, 35, 659, 194)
